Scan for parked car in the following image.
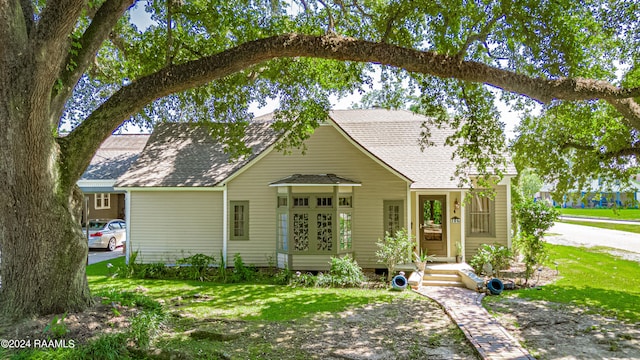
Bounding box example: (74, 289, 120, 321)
(84, 219, 126, 251)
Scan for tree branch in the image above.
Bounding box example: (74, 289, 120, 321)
(561, 141, 640, 159)
(457, 13, 503, 60)
(50, 0, 134, 126)
(59, 33, 640, 187)
(32, 0, 85, 84)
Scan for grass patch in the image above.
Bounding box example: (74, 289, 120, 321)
(559, 219, 640, 234)
(558, 208, 640, 221)
(87, 258, 420, 322)
(506, 244, 640, 323)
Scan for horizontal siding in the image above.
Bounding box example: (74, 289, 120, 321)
(292, 255, 332, 271)
(130, 191, 223, 264)
(228, 125, 407, 269)
(465, 185, 509, 257)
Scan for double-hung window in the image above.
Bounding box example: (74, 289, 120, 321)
(467, 192, 494, 236)
(230, 201, 249, 240)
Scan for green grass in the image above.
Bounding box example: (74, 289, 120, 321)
(500, 244, 640, 323)
(558, 207, 640, 221)
(559, 219, 640, 234)
(87, 258, 422, 322)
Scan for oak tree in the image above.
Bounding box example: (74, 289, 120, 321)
(0, 0, 638, 320)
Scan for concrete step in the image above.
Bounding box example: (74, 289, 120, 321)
(423, 273, 462, 282)
(422, 279, 466, 287)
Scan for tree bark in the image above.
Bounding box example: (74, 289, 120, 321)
(0, 0, 92, 321)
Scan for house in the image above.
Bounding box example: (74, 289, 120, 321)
(537, 178, 640, 208)
(115, 109, 516, 270)
(78, 134, 150, 221)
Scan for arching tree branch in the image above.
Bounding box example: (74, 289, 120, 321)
(50, 0, 134, 127)
(59, 33, 640, 187)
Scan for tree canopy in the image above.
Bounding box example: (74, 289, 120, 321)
(0, 0, 639, 319)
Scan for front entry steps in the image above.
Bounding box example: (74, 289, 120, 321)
(423, 271, 465, 287)
(408, 263, 482, 291)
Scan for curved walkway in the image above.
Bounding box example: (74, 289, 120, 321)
(414, 286, 534, 360)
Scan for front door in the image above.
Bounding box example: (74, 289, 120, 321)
(419, 195, 447, 257)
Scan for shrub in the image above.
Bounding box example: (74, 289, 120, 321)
(327, 254, 366, 287)
(515, 200, 558, 282)
(469, 243, 513, 276)
(231, 253, 255, 282)
(516, 199, 559, 238)
(376, 228, 414, 281)
(176, 253, 215, 281)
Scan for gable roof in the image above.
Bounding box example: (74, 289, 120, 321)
(329, 109, 516, 189)
(115, 122, 279, 187)
(81, 134, 150, 181)
(116, 109, 516, 189)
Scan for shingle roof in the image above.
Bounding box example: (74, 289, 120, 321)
(116, 109, 516, 189)
(329, 109, 517, 189)
(80, 134, 150, 180)
(115, 122, 279, 187)
(269, 174, 361, 186)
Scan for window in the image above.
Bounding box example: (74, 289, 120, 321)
(293, 197, 309, 207)
(230, 201, 249, 240)
(467, 193, 494, 236)
(316, 196, 333, 207)
(339, 212, 352, 251)
(383, 200, 404, 235)
(278, 196, 288, 208)
(95, 193, 110, 210)
(339, 196, 352, 207)
(279, 194, 341, 254)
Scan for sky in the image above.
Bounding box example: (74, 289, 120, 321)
(126, 2, 523, 139)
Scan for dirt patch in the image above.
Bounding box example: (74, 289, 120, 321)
(486, 298, 640, 359)
(1, 298, 136, 345)
(486, 262, 640, 359)
(160, 297, 479, 359)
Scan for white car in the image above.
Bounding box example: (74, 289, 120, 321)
(84, 219, 126, 251)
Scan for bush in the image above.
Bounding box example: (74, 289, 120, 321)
(514, 232, 548, 282)
(515, 200, 558, 282)
(176, 253, 215, 281)
(327, 254, 366, 287)
(231, 253, 255, 282)
(469, 243, 513, 276)
(516, 199, 559, 238)
(376, 228, 414, 281)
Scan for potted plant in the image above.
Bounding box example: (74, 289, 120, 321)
(414, 250, 435, 272)
(455, 241, 463, 263)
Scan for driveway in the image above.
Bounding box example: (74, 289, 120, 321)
(545, 222, 640, 262)
(88, 248, 124, 265)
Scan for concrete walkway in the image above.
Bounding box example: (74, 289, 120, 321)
(414, 286, 534, 360)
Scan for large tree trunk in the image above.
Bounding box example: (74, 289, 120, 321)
(0, 98, 94, 319)
(0, 3, 93, 317)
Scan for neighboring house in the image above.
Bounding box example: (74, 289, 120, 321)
(78, 134, 150, 222)
(115, 109, 517, 270)
(537, 178, 640, 208)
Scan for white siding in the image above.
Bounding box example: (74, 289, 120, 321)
(227, 125, 408, 268)
(129, 191, 223, 264)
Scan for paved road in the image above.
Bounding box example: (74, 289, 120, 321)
(88, 248, 124, 265)
(545, 222, 640, 262)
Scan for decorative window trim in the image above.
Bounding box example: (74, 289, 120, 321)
(383, 200, 404, 236)
(94, 193, 111, 210)
(466, 192, 495, 237)
(230, 201, 250, 241)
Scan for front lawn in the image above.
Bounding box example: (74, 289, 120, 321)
(558, 207, 640, 221)
(559, 219, 640, 234)
(4, 258, 476, 359)
(487, 244, 640, 323)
